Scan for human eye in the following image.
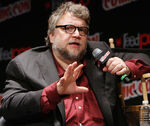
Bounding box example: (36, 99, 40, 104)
(65, 25, 75, 33)
(79, 27, 88, 35)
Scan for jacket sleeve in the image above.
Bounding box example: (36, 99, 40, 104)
(114, 52, 150, 79)
(1, 57, 44, 122)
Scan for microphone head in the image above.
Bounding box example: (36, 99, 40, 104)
(92, 47, 112, 65)
(92, 48, 102, 58)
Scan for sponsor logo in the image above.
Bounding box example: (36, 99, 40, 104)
(0, 0, 31, 23)
(100, 51, 110, 62)
(67, 0, 90, 6)
(0, 47, 31, 61)
(123, 33, 139, 48)
(102, 0, 136, 11)
(115, 33, 150, 49)
(88, 32, 100, 42)
(122, 78, 150, 100)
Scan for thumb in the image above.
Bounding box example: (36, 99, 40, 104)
(103, 67, 108, 72)
(75, 86, 89, 93)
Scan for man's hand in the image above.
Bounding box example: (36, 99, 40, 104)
(103, 57, 130, 76)
(57, 62, 89, 95)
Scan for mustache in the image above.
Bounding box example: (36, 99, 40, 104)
(68, 41, 82, 45)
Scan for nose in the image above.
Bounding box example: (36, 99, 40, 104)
(72, 28, 80, 36)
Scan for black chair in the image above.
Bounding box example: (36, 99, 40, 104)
(0, 94, 7, 126)
(0, 116, 6, 126)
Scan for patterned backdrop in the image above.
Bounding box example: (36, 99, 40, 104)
(0, 0, 150, 105)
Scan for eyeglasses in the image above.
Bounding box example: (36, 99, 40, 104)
(55, 25, 89, 36)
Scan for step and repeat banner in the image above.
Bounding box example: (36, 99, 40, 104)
(0, 0, 150, 106)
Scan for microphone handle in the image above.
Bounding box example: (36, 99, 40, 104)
(121, 74, 130, 83)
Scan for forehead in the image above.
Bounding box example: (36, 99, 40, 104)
(57, 12, 87, 26)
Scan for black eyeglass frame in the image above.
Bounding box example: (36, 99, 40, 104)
(55, 24, 89, 36)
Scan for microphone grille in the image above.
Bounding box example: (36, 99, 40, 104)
(92, 48, 102, 58)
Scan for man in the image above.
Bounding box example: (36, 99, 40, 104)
(1, 2, 150, 126)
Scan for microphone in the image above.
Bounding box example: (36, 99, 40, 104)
(92, 48, 130, 83)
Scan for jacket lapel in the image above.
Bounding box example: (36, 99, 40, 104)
(84, 57, 113, 126)
(36, 49, 66, 125)
(37, 49, 59, 84)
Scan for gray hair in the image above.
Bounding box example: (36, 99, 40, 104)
(45, 1, 90, 45)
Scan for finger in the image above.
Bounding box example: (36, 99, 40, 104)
(60, 77, 65, 84)
(110, 64, 123, 74)
(57, 77, 65, 86)
(71, 61, 78, 70)
(64, 64, 73, 78)
(57, 77, 66, 95)
(107, 62, 117, 72)
(116, 67, 127, 75)
(106, 58, 114, 67)
(107, 57, 124, 72)
(74, 64, 84, 78)
(102, 67, 108, 72)
(65, 62, 78, 76)
(75, 86, 89, 93)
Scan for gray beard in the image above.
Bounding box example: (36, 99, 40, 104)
(52, 44, 87, 62)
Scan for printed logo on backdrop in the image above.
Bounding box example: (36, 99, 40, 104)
(115, 33, 150, 49)
(0, 0, 31, 23)
(88, 32, 100, 42)
(122, 78, 150, 100)
(66, 0, 90, 6)
(102, 0, 137, 11)
(51, 0, 90, 10)
(0, 47, 31, 61)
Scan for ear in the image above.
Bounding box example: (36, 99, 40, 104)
(49, 33, 54, 44)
